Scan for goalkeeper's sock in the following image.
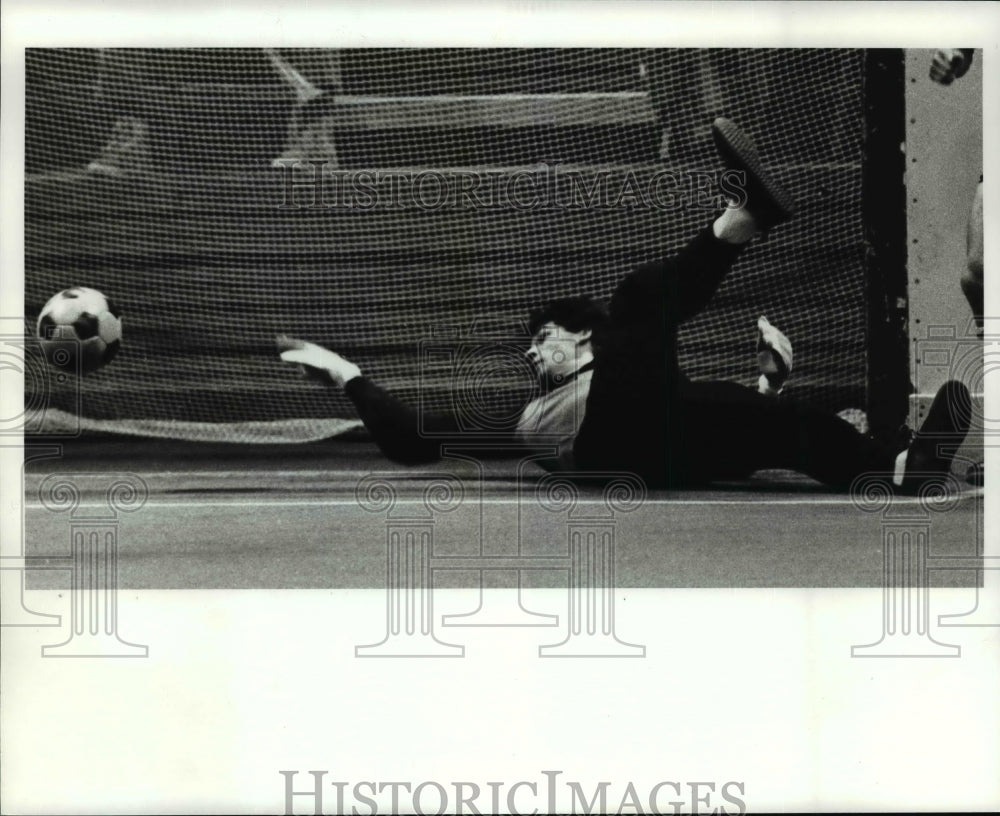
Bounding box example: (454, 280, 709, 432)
(757, 375, 781, 398)
(713, 205, 757, 244)
(892, 449, 908, 487)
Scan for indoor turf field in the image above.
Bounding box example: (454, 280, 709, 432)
(21, 436, 986, 591)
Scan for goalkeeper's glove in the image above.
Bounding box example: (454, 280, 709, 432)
(277, 334, 361, 388)
(756, 316, 792, 396)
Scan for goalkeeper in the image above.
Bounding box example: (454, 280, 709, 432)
(279, 118, 970, 492)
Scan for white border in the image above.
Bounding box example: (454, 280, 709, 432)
(3, 2, 999, 814)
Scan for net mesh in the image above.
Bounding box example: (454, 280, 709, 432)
(25, 48, 868, 443)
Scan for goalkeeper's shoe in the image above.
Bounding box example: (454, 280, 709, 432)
(712, 117, 795, 227)
(901, 380, 972, 492)
(756, 316, 793, 395)
(87, 116, 151, 177)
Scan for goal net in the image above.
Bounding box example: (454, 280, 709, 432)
(24, 48, 872, 443)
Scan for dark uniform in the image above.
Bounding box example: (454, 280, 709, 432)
(342, 225, 903, 489)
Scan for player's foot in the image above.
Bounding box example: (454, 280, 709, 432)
(272, 94, 339, 169)
(711, 117, 794, 228)
(900, 380, 972, 492)
(277, 334, 360, 387)
(87, 116, 151, 177)
(966, 461, 984, 487)
(756, 316, 793, 396)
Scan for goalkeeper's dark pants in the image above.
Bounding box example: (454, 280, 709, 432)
(573, 226, 899, 488)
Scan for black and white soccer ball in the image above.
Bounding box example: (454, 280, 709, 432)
(36, 287, 122, 375)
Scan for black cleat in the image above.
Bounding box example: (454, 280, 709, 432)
(902, 380, 972, 492)
(711, 117, 795, 228)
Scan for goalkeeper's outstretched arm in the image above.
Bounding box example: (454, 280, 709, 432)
(277, 335, 467, 465)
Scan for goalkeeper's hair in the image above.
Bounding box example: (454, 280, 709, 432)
(528, 296, 610, 344)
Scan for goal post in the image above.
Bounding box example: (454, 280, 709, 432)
(862, 48, 910, 443)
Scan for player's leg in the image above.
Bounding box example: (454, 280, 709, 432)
(671, 120, 973, 492)
(641, 49, 714, 160)
(575, 207, 764, 483)
(679, 380, 893, 487)
(598, 116, 793, 334)
(574, 118, 793, 484)
(680, 377, 971, 492)
(87, 50, 152, 177)
(962, 180, 984, 335)
(572, 227, 747, 483)
(964, 181, 984, 485)
(266, 48, 341, 168)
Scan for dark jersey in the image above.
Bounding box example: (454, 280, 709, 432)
(344, 368, 593, 469)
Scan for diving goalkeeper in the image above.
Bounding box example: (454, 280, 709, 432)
(279, 118, 970, 493)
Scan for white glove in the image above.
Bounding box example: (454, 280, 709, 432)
(756, 316, 793, 396)
(276, 334, 361, 388)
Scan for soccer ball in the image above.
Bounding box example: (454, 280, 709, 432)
(36, 287, 122, 374)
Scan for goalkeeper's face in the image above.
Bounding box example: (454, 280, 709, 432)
(526, 321, 592, 385)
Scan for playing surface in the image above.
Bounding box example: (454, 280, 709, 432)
(21, 437, 985, 590)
